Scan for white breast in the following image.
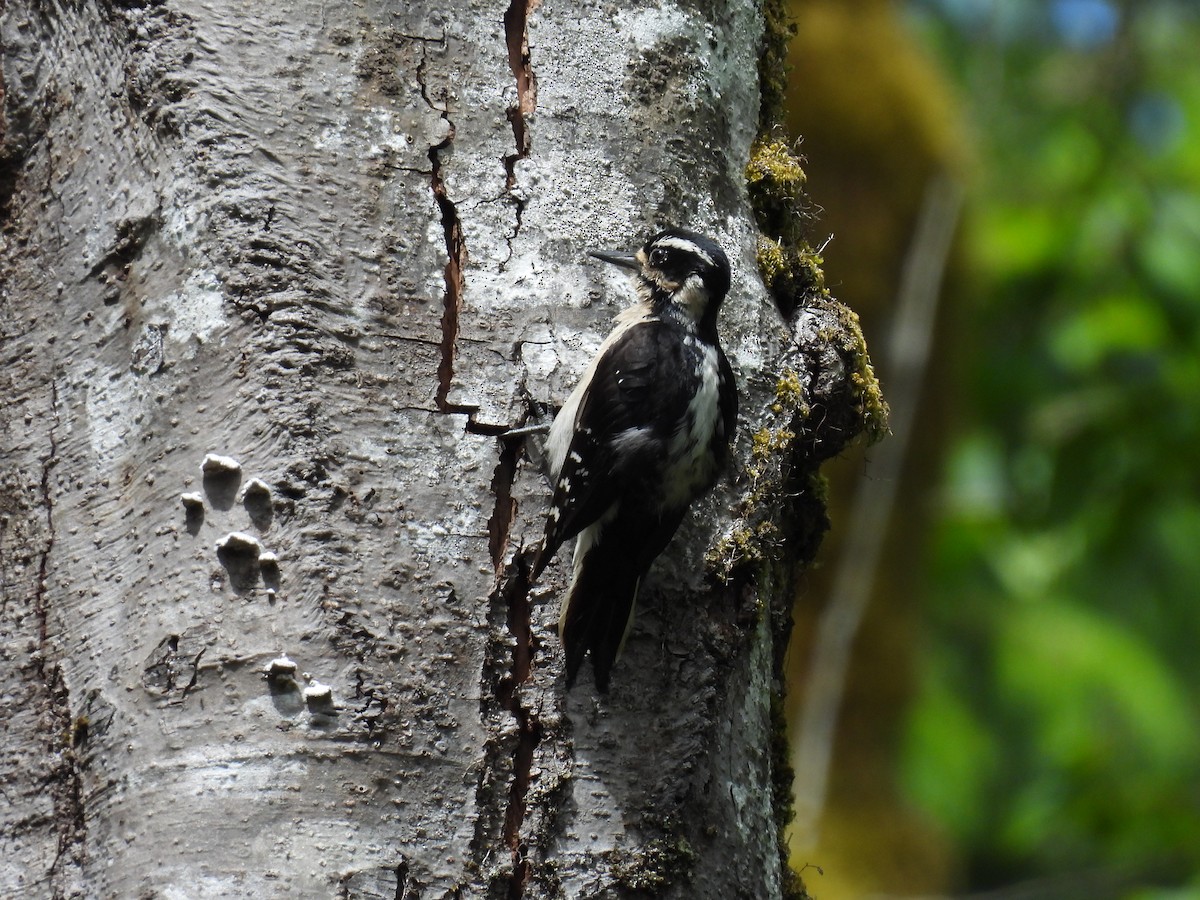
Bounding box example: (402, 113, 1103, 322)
(664, 338, 721, 506)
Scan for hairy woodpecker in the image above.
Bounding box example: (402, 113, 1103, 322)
(531, 228, 738, 691)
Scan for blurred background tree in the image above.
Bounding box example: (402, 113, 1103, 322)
(780, 0, 966, 895)
(781, 1, 1200, 898)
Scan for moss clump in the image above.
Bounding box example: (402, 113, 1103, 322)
(771, 367, 807, 416)
(755, 235, 788, 288)
(746, 138, 888, 447)
(828, 300, 890, 446)
(795, 243, 828, 295)
(609, 837, 696, 895)
(746, 138, 807, 219)
(746, 138, 829, 317)
(708, 365, 813, 580)
(750, 425, 797, 466)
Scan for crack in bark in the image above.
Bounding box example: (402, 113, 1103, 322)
(493, 14, 543, 887)
(397, 30, 447, 44)
(492, 558, 543, 900)
(487, 441, 521, 572)
(35, 381, 59, 646)
(502, 0, 538, 140)
(430, 146, 466, 414)
(32, 379, 87, 883)
(179, 648, 206, 700)
(483, 437, 543, 895)
(394, 859, 409, 900)
(500, 0, 538, 272)
(415, 42, 474, 418)
(416, 21, 543, 891)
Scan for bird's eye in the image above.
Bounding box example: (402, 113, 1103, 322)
(649, 248, 668, 267)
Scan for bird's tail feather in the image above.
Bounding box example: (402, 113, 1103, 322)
(559, 536, 641, 692)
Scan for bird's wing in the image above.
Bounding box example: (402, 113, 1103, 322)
(534, 321, 688, 575)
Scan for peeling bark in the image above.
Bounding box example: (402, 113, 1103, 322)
(1, 1, 867, 897)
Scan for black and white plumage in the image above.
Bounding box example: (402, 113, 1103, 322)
(530, 228, 738, 691)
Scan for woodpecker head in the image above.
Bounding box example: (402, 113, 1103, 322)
(591, 228, 731, 332)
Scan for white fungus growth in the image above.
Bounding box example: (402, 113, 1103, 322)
(180, 492, 204, 509)
(215, 531, 262, 558)
(201, 453, 242, 475)
(266, 655, 297, 679)
(240, 478, 271, 501)
(303, 682, 334, 709)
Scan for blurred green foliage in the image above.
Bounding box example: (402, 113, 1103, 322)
(900, 0, 1200, 894)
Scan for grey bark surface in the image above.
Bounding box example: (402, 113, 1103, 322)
(1, 1, 861, 897)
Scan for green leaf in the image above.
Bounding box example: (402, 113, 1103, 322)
(899, 666, 998, 842)
(1049, 294, 1169, 374)
(998, 601, 1200, 774)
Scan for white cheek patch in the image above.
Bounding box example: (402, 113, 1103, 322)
(675, 274, 708, 322)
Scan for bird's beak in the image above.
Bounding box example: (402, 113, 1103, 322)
(588, 250, 640, 271)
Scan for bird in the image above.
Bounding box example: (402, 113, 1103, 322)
(530, 227, 738, 691)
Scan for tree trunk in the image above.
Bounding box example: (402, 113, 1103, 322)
(1, 1, 875, 897)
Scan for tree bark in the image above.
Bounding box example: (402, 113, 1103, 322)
(1, 1, 872, 897)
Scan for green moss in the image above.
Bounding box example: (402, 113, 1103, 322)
(751, 425, 796, 462)
(608, 836, 696, 895)
(772, 367, 807, 415)
(829, 301, 891, 446)
(747, 139, 807, 199)
(771, 692, 815, 900)
(708, 366, 814, 580)
(746, 139, 808, 244)
(756, 235, 788, 288)
(758, 0, 796, 127)
(746, 139, 831, 315)
(795, 243, 828, 295)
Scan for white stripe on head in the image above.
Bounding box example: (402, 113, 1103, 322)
(652, 236, 715, 267)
